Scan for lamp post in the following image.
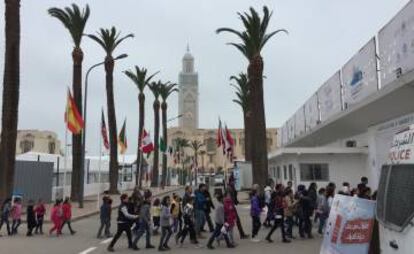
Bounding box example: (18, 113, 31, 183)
(79, 54, 128, 208)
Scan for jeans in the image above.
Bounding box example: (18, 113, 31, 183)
(109, 223, 133, 248)
(195, 209, 205, 234)
(207, 223, 231, 247)
(35, 216, 44, 234)
(318, 216, 327, 234)
(251, 216, 261, 238)
(0, 217, 10, 235)
(133, 219, 152, 247)
(159, 226, 172, 248)
(179, 217, 197, 244)
(204, 212, 215, 232)
(285, 216, 294, 238)
(266, 217, 287, 241)
(235, 208, 247, 237)
(299, 216, 312, 237)
(97, 219, 111, 238)
(11, 219, 21, 235)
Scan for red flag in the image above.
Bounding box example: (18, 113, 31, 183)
(101, 109, 109, 150)
(216, 119, 223, 148)
(225, 125, 235, 160)
(65, 89, 84, 134)
(140, 129, 154, 154)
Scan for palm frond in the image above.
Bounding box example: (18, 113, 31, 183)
(87, 26, 133, 55)
(124, 66, 158, 93)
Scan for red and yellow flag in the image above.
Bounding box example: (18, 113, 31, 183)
(65, 89, 84, 134)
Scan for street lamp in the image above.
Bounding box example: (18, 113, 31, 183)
(79, 54, 128, 208)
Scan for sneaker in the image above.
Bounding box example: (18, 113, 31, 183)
(146, 245, 155, 249)
(107, 246, 115, 252)
(251, 237, 261, 243)
(163, 245, 171, 250)
(71, 231, 76, 235)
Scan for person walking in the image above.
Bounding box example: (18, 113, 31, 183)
(194, 184, 207, 238)
(203, 188, 215, 233)
(284, 188, 297, 239)
(263, 179, 274, 227)
(11, 197, 22, 235)
(159, 196, 173, 251)
(170, 193, 180, 233)
(26, 200, 36, 237)
(178, 195, 198, 246)
(229, 183, 249, 239)
(206, 193, 234, 249)
(316, 188, 327, 235)
(0, 198, 12, 236)
(61, 197, 76, 235)
(34, 199, 46, 234)
(97, 196, 112, 239)
(250, 185, 262, 242)
(49, 199, 63, 236)
(265, 185, 290, 243)
(152, 198, 161, 235)
(298, 189, 313, 239)
(107, 194, 139, 252)
(133, 190, 155, 249)
(224, 190, 237, 245)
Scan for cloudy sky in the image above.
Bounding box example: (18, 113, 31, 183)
(0, 0, 410, 156)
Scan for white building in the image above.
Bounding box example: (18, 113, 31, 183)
(270, 1, 414, 190)
(16, 130, 61, 155)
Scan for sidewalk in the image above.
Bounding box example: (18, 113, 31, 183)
(29, 185, 184, 223)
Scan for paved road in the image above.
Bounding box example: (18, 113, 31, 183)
(0, 190, 322, 254)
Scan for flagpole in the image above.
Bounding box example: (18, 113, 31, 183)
(63, 94, 69, 199)
(97, 127, 103, 211)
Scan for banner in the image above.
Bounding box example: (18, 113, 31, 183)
(342, 38, 378, 108)
(304, 93, 320, 132)
(378, 0, 414, 88)
(320, 195, 376, 254)
(318, 71, 343, 122)
(294, 106, 306, 137)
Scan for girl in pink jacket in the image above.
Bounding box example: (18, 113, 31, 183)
(49, 199, 63, 236)
(224, 191, 237, 245)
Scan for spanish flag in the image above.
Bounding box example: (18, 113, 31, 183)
(118, 118, 127, 154)
(65, 89, 84, 134)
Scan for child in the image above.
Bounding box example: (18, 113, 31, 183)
(49, 199, 63, 236)
(178, 195, 198, 246)
(11, 197, 22, 235)
(250, 185, 262, 242)
(26, 200, 36, 236)
(265, 185, 290, 243)
(132, 190, 155, 249)
(206, 193, 234, 249)
(152, 198, 161, 235)
(97, 196, 112, 239)
(170, 193, 180, 233)
(61, 197, 76, 235)
(34, 199, 46, 234)
(223, 190, 237, 245)
(0, 198, 12, 236)
(284, 188, 297, 239)
(159, 196, 172, 251)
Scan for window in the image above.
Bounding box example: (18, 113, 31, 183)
(20, 140, 34, 153)
(288, 164, 293, 180)
(283, 165, 287, 180)
(49, 142, 56, 154)
(277, 166, 281, 179)
(299, 163, 329, 181)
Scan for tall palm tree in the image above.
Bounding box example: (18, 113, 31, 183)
(190, 140, 204, 186)
(148, 81, 163, 187)
(0, 0, 20, 201)
(173, 137, 189, 185)
(217, 6, 287, 188)
(48, 3, 90, 202)
(87, 27, 134, 193)
(159, 83, 179, 188)
(124, 66, 158, 188)
(230, 73, 251, 162)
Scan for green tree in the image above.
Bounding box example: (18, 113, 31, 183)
(230, 73, 251, 162)
(217, 6, 287, 188)
(148, 81, 163, 187)
(48, 3, 90, 202)
(190, 140, 204, 186)
(173, 137, 189, 185)
(159, 82, 178, 188)
(0, 0, 21, 201)
(87, 27, 133, 193)
(124, 66, 158, 188)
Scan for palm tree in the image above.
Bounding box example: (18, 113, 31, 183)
(124, 66, 158, 188)
(190, 140, 204, 186)
(87, 27, 134, 193)
(0, 0, 20, 201)
(173, 137, 189, 185)
(230, 73, 251, 162)
(217, 6, 287, 188)
(159, 83, 179, 188)
(148, 81, 163, 187)
(48, 3, 90, 202)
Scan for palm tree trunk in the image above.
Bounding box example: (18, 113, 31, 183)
(105, 56, 119, 194)
(161, 102, 167, 189)
(0, 0, 20, 201)
(194, 153, 198, 187)
(70, 47, 83, 202)
(151, 102, 160, 187)
(248, 54, 268, 189)
(243, 111, 252, 161)
(137, 93, 145, 188)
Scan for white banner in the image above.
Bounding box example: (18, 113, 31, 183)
(379, 0, 414, 87)
(304, 93, 320, 132)
(294, 106, 306, 137)
(287, 117, 295, 142)
(342, 38, 378, 108)
(318, 71, 343, 122)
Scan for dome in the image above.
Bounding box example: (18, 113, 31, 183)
(182, 43, 194, 60)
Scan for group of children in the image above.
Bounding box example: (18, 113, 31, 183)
(0, 196, 75, 237)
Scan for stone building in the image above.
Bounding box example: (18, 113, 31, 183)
(16, 130, 61, 155)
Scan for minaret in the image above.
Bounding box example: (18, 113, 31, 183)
(178, 45, 199, 130)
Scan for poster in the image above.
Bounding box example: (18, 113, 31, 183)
(295, 106, 306, 137)
(342, 38, 379, 108)
(378, 0, 414, 88)
(320, 195, 376, 254)
(318, 71, 343, 122)
(304, 93, 320, 132)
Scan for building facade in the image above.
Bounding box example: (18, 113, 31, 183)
(16, 130, 61, 155)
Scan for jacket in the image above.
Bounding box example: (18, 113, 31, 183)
(1, 202, 11, 219)
(117, 202, 138, 223)
(264, 186, 273, 204)
(183, 203, 194, 220)
(50, 205, 63, 224)
(26, 205, 36, 227)
(171, 200, 180, 218)
(34, 204, 46, 217)
(194, 190, 206, 210)
(250, 195, 261, 217)
(140, 202, 151, 223)
(100, 202, 111, 221)
(224, 197, 236, 227)
(62, 203, 72, 220)
(284, 196, 297, 217)
(11, 203, 22, 220)
(214, 203, 225, 225)
(160, 205, 171, 227)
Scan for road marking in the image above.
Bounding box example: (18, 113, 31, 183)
(79, 247, 97, 254)
(100, 238, 113, 244)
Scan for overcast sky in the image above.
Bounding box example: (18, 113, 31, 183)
(0, 0, 410, 156)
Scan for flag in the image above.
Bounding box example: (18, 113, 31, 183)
(216, 119, 224, 148)
(141, 129, 154, 154)
(225, 125, 235, 161)
(65, 89, 84, 134)
(118, 119, 127, 154)
(160, 137, 167, 154)
(101, 109, 110, 150)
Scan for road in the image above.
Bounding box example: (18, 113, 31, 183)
(0, 190, 322, 254)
